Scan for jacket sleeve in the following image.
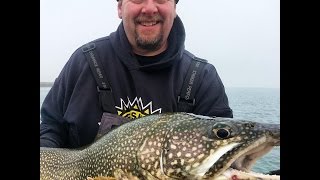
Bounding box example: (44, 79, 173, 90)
(40, 50, 83, 148)
(193, 64, 233, 118)
(40, 76, 68, 148)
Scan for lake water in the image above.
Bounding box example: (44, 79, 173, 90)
(40, 86, 280, 174)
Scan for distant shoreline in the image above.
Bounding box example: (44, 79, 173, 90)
(40, 82, 53, 87)
(39, 82, 279, 89)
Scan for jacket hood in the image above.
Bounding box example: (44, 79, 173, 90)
(109, 16, 186, 71)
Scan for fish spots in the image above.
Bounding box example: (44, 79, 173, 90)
(175, 168, 182, 174)
(154, 160, 159, 168)
(156, 170, 162, 177)
(185, 165, 191, 171)
(170, 144, 177, 149)
(180, 159, 185, 166)
(197, 153, 205, 160)
(188, 158, 195, 163)
(185, 153, 192, 158)
(170, 160, 178, 165)
(192, 162, 200, 168)
(41, 113, 280, 180)
(210, 149, 215, 154)
(177, 152, 182, 157)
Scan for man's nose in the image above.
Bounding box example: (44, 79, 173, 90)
(141, 0, 159, 15)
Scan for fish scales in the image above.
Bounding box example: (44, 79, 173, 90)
(40, 112, 280, 180)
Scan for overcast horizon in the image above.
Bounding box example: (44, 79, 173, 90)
(41, 0, 280, 88)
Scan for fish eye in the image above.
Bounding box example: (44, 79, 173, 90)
(209, 122, 235, 139)
(215, 128, 230, 139)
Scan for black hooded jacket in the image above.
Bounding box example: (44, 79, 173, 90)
(40, 16, 233, 148)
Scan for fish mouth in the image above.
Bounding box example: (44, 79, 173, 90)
(213, 136, 280, 179)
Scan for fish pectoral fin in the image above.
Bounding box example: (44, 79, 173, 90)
(86, 176, 116, 180)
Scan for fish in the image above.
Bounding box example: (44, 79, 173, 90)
(40, 112, 280, 180)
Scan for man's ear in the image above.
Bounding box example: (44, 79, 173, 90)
(117, 1, 122, 19)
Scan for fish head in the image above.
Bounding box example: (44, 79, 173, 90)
(137, 113, 280, 179)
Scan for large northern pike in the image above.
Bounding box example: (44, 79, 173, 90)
(40, 112, 280, 180)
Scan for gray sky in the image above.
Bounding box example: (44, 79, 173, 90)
(40, 0, 279, 88)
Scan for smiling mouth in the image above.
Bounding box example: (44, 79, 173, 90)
(138, 21, 160, 27)
(135, 14, 163, 27)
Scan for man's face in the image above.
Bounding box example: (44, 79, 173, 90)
(118, 0, 176, 55)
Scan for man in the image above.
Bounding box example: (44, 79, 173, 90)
(40, 0, 233, 148)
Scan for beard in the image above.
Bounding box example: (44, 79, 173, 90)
(135, 31, 164, 51)
(134, 14, 164, 51)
